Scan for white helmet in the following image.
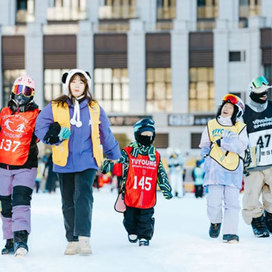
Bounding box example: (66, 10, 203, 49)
(248, 76, 272, 94)
(222, 94, 245, 118)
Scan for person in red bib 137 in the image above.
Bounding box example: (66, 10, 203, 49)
(0, 75, 39, 257)
(107, 118, 172, 246)
(199, 94, 248, 243)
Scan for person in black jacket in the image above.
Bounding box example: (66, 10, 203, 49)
(0, 75, 39, 256)
(242, 76, 272, 237)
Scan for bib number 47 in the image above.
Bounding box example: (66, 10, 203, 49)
(133, 176, 152, 191)
(256, 134, 271, 148)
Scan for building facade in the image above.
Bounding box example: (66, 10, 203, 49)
(0, 0, 272, 159)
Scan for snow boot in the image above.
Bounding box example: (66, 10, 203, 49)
(251, 215, 270, 237)
(14, 230, 29, 257)
(1, 239, 14, 255)
(78, 236, 92, 255)
(139, 239, 149, 246)
(64, 241, 79, 255)
(223, 234, 239, 243)
(264, 211, 272, 233)
(128, 234, 138, 243)
(209, 223, 221, 238)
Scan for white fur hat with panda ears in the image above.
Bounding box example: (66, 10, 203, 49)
(61, 69, 92, 95)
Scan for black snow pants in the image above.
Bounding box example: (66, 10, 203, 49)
(123, 206, 155, 240)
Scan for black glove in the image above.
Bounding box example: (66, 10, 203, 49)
(216, 139, 221, 147)
(43, 122, 61, 144)
(244, 148, 252, 168)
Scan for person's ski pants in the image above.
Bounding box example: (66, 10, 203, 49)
(242, 168, 272, 224)
(0, 168, 36, 239)
(58, 169, 96, 242)
(170, 172, 183, 197)
(207, 185, 240, 235)
(123, 206, 155, 240)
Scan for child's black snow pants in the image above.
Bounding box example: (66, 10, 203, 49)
(123, 206, 155, 240)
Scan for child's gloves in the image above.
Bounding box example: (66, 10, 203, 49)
(43, 122, 61, 144)
(163, 191, 173, 200)
(100, 159, 114, 174)
(58, 127, 71, 141)
(216, 139, 221, 147)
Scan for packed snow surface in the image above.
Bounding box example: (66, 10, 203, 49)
(1, 187, 272, 272)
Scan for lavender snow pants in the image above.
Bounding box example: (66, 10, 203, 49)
(207, 185, 240, 235)
(0, 168, 36, 239)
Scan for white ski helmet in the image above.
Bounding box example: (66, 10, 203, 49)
(222, 94, 245, 118)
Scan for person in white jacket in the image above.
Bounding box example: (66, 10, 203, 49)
(199, 94, 248, 243)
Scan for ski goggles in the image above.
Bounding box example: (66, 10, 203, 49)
(252, 76, 269, 88)
(222, 94, 239, 105)
(12, 85, 35, 97)
(222, 94, 245, 112)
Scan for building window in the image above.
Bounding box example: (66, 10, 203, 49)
(197, 0, 218, 30)
(191, 133, 202, 149)
(189, 67, 214, 113)
(146, 68, 172, 113)
(239, 0, 261, 17)
(47, 0, 87, 21)
(264, 65, 272, 100)
(3, 70, 26, 107)
(44, 69, 69, 104)
(16, 0, 35, 23)
(239, 0, 261, 27)
(229, 51, 246, 62)
(157, 0, 176, 20)
(153, 133, 169, 148)
(99, 0, 137, 19)
(94, 68, 129, 113)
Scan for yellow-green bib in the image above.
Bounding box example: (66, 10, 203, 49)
(51, 101, 103, 167)
(208, 119, 246, 171)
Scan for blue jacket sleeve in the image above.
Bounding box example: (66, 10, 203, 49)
(99, 106, 121, 160)
(35, 103, 54, 144)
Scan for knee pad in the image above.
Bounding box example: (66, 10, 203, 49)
(0, 195, 12, 218)
(12, 186, 33, 206)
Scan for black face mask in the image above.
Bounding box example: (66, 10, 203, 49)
(250, 91, 268, 104)
(9, 93, 34, 112)
(137, 135, 153, 146)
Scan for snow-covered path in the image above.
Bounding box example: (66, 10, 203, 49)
(1, 188, 272, 272)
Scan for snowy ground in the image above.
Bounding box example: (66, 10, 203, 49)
(1, 187, 272, 272)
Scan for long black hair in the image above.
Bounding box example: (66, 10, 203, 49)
(216, 101, 239, 125)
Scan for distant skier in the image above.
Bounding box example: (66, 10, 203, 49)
(192, 160, 204, 198)
(168, 149, 185, 198)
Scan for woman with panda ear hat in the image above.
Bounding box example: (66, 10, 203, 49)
(35, 69, 121, 255)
